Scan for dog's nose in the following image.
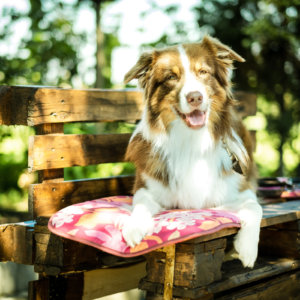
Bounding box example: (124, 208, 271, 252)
(186, 91, 203, 107)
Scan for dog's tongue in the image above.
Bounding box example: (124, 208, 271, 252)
(186, 110, 206, 127)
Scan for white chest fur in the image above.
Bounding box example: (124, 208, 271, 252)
(141, 119, 241, 210)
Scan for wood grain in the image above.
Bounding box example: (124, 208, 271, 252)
(216, 270, 300, 300)
(0, 221, 35, 264)
(0, 85, 255, 126)
(141, 258, 300, 299)
(29, 175, 134, 218)
(82, 262, 146, 300)
(162, 245, 176, 300)
(28, 133, 131, 171)
(29, 262, 146, 300)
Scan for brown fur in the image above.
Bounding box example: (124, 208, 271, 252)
(125, 134, 169, 193)
(125, 36, 256, 193)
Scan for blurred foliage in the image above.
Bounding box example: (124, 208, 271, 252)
(0, 0, 299, 211)
(0, 0, 121, 210)
(64, 121, 136, 181)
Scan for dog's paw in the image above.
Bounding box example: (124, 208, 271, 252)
(122, 215, 154, 248)
(234, 228, 258, 268)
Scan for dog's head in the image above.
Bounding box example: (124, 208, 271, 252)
(124, 35, 244, 136)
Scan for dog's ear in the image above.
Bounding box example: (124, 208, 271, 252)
(124, 52, 153, 87)
(202, 35, 245, 66)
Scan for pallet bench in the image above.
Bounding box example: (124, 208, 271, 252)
(0, 85, 299, 300)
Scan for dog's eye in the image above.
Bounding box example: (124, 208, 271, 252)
(198, 69, 208, 75)
(166, 74, 177, 81)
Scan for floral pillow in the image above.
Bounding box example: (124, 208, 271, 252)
(48, 196, 241, 257)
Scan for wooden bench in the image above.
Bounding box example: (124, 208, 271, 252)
(0, 85, 299, 300)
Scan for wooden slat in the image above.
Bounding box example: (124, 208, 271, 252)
(0, 221, 35, 264)
(28, 88, 144, 125)
(0, 85, 29, 125)
(29, 262, 146, 300)
(260, 200, 300, 227)
(0, 86, 143, 125)
(216, 270, 300, 300)
(35, 123, 65, 182)
(82, 262, 146, 299)
(29, 175, 134, 218)
(28, 133, 131, 172)
(140, 258, 300, 299)
(0, 85, 255, 126)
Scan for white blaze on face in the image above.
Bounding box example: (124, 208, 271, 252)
(177, 45, 209, 114)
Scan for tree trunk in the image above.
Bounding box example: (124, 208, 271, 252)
(95, 0, 105, 88)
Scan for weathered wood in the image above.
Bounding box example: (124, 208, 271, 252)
(29, 262, 146, 300)
(34, 123, 65, 182)
(162, 245, 176, 300)
(34, 227, 102, 275)
(215, 270, 300, 300)
(260, 200, 300, 227)
(0, 86, 143, 125)
(259, 220, 300, 259)
(28, 133, 131, 171)
(141, 258, 300, 299)
(209, 257, 300, 294)
(143, 239, 227, 290)
(0, 221, 35, 264)
(82, 262, 146, 299)
(33, 217, 144, 275)
(29, 175, 134, 218)
(0, 85, 29, 125)
(0, 85, 255, 126)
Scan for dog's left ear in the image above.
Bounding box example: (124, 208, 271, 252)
(202, 35, 245, 66)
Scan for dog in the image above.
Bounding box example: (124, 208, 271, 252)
(122, 35, 262, 268)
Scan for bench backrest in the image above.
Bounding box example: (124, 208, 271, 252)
(0, 86, 256, 218)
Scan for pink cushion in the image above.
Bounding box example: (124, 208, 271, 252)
(48, 196, 240, 257)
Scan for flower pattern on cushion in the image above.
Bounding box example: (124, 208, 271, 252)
(48, 196, 241, 257)
(50, 206, 84, 228)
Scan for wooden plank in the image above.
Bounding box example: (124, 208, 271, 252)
(216, 270, 300, 300)
(209, 257, 300, 294)
(0, 221, 35, 264)
(259, 220, 300, 259)
(29, 262, 146, 300)
(28, 133, 131, 171)
(162, 245, 176, 300)
(27, 88, 144, 125)
(35, 123, 65, 182)
(82, 262, 146, 300)
(141, 258, 300, 299)
(0, 86, 144, 125)
(260, 200, 300, 227)
(0, 85, 29, 125)
(29, 175, 134, 218)
(0, 85, 255, 126)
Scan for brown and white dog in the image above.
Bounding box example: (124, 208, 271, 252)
(122, 35, 262, 268)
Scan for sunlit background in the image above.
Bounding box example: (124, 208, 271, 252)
(1, 0, 299, 208)
(0, 1, 299, 298)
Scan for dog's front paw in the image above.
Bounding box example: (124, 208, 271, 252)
(122, 215, 154, 248)
(234, 228, 259, 268)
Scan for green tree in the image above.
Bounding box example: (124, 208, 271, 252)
(0, 0, 84, 86)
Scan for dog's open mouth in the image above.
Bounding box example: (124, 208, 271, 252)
(175, 108, 207, 129)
